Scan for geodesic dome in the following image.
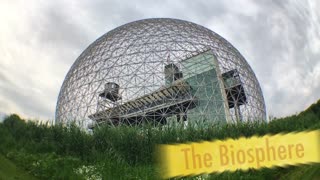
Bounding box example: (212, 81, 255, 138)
(55, 18, 266, 128)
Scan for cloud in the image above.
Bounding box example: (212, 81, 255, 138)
(0, 0, 319, 120)
(236, 0, 320, 116)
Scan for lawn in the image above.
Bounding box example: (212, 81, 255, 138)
(0, 154, 36, 180)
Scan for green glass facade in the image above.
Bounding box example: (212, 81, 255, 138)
(165, 50, 231, 125)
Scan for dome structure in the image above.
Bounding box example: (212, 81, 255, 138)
(55, 18, 266, 128)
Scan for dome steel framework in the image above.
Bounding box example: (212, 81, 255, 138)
(55, 18, 266, 128)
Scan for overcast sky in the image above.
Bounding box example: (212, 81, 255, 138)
(0, 0, 319, 121)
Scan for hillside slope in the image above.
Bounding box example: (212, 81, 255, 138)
(0, 154, 36, 180)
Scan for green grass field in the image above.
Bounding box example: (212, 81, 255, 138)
(0, 154, 36, 180)
(0, 99, 319, 179)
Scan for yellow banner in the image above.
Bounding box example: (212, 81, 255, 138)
(158, 130, 320, 179)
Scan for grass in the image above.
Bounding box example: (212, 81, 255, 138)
(0, 99, 319, 179)
(0, 154, 37, 180)
(279, 164, 320, 180)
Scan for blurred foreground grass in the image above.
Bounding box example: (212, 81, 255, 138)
(0, 99, 319, 179)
